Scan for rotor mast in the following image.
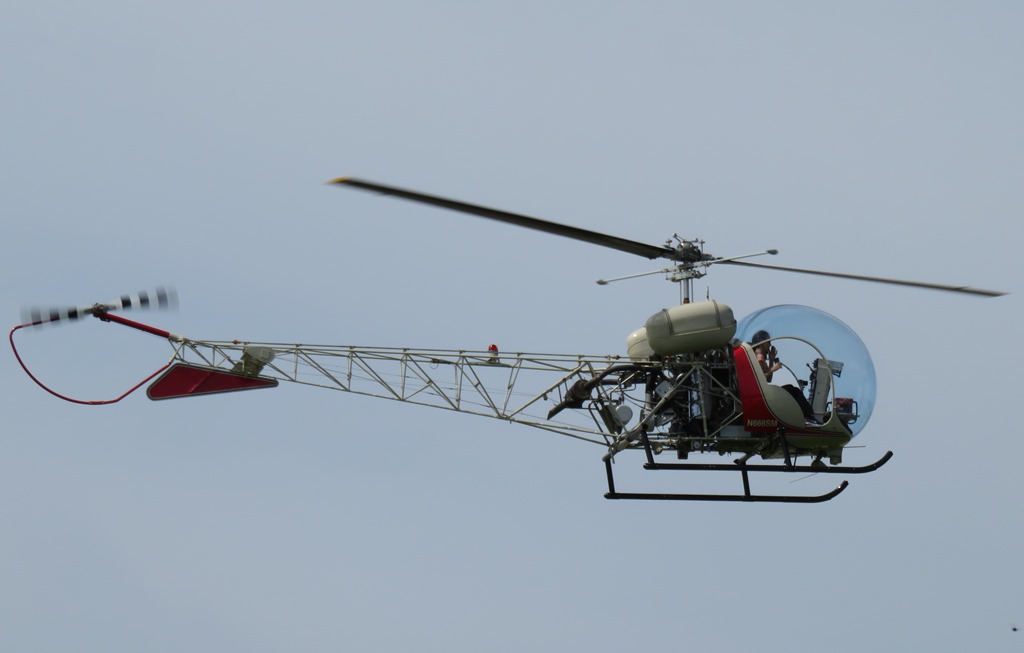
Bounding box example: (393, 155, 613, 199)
(665, 236, 706, 304)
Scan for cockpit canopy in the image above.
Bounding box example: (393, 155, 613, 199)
(736, 305, 876, 436)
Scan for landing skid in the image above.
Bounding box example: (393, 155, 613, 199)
(603, 469, 849, 503)
(602, 427, 892, 503)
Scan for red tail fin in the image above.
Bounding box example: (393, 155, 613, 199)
(147, 362, 278, 400)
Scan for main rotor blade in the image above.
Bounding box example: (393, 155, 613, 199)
(331, 177, 676, 261)
(721, 260, 1006, 297)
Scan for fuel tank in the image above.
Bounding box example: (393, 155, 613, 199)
(627, 300, 736, 360)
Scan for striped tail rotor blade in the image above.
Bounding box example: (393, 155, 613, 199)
(110, 292, 141, 311)
(22, 306, 46, 325)
(21, 304, 89, 327)
(154, 286, 178, 310)
(156, 286, 177, 309)
(108, 286, 178, 312)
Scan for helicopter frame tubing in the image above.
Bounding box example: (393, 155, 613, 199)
(14, 308, 891, 502)
(173, 337, 647, 447)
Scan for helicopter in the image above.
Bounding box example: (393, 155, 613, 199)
(8, 179, 1006, 503)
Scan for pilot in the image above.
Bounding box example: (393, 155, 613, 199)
(751, 329, 818, 425)
(751, 330, 782, 381)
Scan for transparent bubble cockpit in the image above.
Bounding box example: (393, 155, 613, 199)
(735, 305, 876, 436)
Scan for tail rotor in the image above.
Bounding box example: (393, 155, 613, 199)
(11, 286, 180, 405)
(20, 286, 178, 327)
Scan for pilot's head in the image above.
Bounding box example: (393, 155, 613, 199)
(751, 330, 771, 346)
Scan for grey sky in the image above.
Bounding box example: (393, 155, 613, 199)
(2, 2, 1022, 652)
